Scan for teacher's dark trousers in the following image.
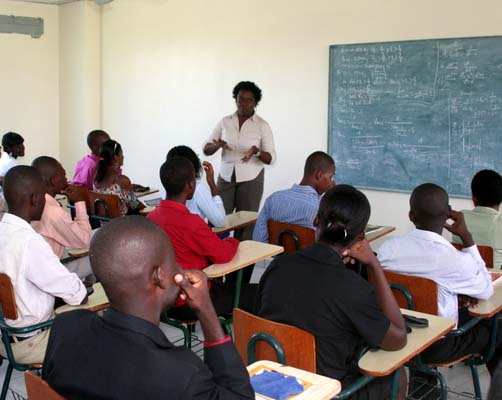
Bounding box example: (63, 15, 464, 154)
(217, 169, 264, 283)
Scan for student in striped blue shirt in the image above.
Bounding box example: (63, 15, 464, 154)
(252, 151, 335, 243)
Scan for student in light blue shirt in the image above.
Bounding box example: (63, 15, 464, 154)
(253, 151, 335, 243)
(166, 146, 226, 227)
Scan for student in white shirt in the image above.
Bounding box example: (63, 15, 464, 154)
(0, 132, 25, 178)
(377, 183, 501, 375)
(166, 146, 226, 227)
(0, 166, 87, 364)
(203, 81, 276, 242)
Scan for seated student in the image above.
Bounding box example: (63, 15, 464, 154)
(253, 151, 335, 243)
(31, 156, 91, 257)
(71, 129, 110, 190)
(148, 156, 255, 320)
(255, 185, 407, 399)
(377, 183, 500, 373)
(166, 145, 226, 227)
(93, 139, 145, 216)
(42, 216, 254, 400)
(0, 166, 87, 364)
(0, 132, 25, 178)
(452, 169, 502, 268)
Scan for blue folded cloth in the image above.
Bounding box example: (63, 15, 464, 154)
(251, 370, 304, 400)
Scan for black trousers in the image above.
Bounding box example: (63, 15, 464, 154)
(420, 308, 502, 375)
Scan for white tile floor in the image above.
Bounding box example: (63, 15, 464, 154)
(0, 260, 493, 399)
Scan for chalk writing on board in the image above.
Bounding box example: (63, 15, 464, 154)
(328, 36, 502, 197)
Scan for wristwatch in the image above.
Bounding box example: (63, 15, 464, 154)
(255, 150, 262, 158)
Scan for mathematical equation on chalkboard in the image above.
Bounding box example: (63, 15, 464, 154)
(328, 36, 502, 197)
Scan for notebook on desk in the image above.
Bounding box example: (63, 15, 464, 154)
(248, 364, 312, 400)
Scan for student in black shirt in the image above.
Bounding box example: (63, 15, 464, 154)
(42, 216, 254, 400)
(255, 184, 407, 399)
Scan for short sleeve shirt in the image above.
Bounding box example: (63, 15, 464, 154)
(255, 243, 390, 383)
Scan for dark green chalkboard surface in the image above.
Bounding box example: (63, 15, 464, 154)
(328, 36, 502, 197)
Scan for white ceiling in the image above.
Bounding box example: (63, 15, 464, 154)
(12, 0, 81, 5)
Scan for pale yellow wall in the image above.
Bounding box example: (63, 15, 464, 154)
(0, 0, 59, 165)
(1, 0, 500, 238)
(59, 0, 102, 176)
(100, 0, 502, 237)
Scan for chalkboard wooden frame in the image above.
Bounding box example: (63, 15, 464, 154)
(328, 36, 502, 198)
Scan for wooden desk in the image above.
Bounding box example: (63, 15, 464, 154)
(212, 211, 259, 234)
(469, 279, 502, 318)
(366, 225, 395, 243)
(55, 283, 109, 315)
(248, 360, 341, 400)
(204, 241, 283, 278)
(204, 240, 283, 308)
(139, 205, 156, 215)
(134, 188, 159, 198)
(358, 309, 455, 377)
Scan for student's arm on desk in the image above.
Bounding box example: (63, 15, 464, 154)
(25, 237, 87, 305)
(45, 190, 91, 249)
(193, 219, 240, 264)
(175, 271, 254, 400)
(343, 239, 407, 350)
(444, 210, 493, 300)
(251, 202, 270, 243)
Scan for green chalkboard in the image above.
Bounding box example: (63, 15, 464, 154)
(328, 36, 502, 197)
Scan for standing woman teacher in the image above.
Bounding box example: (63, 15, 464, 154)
(204, 82, 276, 271)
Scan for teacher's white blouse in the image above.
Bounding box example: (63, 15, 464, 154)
(205, 112, 276, 183)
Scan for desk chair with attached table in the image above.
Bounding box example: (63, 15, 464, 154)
(267, 221, 315, 254)
(65, 185, 100, 229)
(380, 270, 499, 400)
(88, 191, 122, 223)
(233, 308, 401, 399)
(0, 274, 53, 400)
(25, 372, 64, 400)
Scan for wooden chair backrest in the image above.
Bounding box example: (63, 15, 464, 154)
(66, 184, 91, 210)
(88, 191, 121, 219)
(0, 274, 17, 320)
(451, 243, 493, 268)
(377, 270, 439, 315)
(233, 308, 317, 373)
(267, 221, 315, 254)
(25, 372, 65, 400)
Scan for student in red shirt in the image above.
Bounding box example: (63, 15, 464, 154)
(148, 156, 256, 319)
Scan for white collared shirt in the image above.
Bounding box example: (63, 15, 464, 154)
(0, 213, 87, 329)
(204, 112, 276, 183)
(377, 228, 493, 323)
(0, 153, 17, 177)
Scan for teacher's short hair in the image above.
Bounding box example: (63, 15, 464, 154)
(159, 156, 195, 196)
(232, 81, 262, 104)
